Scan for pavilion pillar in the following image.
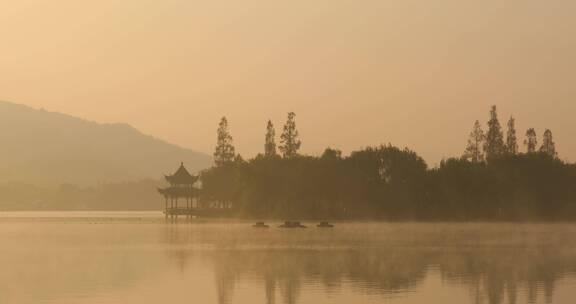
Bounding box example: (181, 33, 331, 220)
(171, 198, 175, 220)
(186, 197, 192, 220)
(175, 198, 178, 220)
(188, 197, 191, 220)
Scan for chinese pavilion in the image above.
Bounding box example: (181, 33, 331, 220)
(158, 162, 200, 218)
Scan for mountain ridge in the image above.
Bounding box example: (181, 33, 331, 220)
(0, 100, 212, 186)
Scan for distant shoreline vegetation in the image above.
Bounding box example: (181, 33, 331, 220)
(200, 107, 576, 220)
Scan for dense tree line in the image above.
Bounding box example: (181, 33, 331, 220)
(201, 107, 576, 220)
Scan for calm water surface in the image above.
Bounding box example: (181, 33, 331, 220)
(1, 212, 576, 304)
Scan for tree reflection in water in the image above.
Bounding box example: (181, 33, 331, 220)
(163, 223, 576, 304)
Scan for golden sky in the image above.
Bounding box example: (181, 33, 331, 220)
(1, 0, 575, 164)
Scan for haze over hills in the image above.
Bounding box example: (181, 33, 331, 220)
(0, 101, 212, 186)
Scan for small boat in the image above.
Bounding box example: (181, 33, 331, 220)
(252, 222, 270, 228)
(279, 221, 307, 228)
(317, 221, 334, 228)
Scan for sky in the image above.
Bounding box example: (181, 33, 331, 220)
(1, 0, 576, 165)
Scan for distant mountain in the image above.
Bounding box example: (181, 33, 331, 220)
(0, 101, 212, 186)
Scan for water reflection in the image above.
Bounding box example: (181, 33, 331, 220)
(1, 218, 575, 304)
(163, 223, 576, 304)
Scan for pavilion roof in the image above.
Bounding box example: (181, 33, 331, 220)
(165, 162, 198, 185)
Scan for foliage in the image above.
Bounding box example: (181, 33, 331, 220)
(279, 112, 301, 158)
(214, 117, 236, 167)
(264, 120, 277, 157)
(524, 128, 538, 154)
(201, 150, 576, 220)
(200, 107, 575, 220)
(540, 129, 557, 157)
(484, 105, 505, 161)
(505, 116, 518, 155)
(463, 120, 485, 163)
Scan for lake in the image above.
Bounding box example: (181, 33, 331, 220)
(1, 212, 575, 304)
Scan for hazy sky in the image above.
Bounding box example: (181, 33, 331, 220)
(1, 0, 576, 165)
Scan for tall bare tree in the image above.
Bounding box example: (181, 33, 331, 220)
(264, 120, 277, 157)
(540, 129, 557, 157)
(505, 116, 518, 155)
(214, 117, 236, 166)
(279, 112, 301, 158)
(524, 128, 538, 154)
(463, 120, 485, 163)
(484, 105, 505, 160)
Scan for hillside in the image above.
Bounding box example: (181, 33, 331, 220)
(0, 101, 212, 186)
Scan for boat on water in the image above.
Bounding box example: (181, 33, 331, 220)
(252, 222, 270, 228)
(317, 221, 334, 228)
(279, 221, 307, 228)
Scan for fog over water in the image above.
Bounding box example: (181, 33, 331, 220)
(2, 212, 576, 304)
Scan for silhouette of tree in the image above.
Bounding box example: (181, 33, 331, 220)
(201, 162, 242, 209)
(505, 116, 518, 155)
(234, 153, 245, 163)
(321, 148, 342, 160)
(264, 120, 277, 157)
(197, 108, 576, 221)
(484, 105, 505, 160)
(463, 120, 485, 163)
(524, 128, 538, 154)
(279, 112, 301, 158)
(347, 145, 428, 218)
(214, 117, 236, 167)
(540, 129, 557, 157)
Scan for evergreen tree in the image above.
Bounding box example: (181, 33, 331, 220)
(540, 129, 557, 157)
(524, 128, 538, 154)
(505, 116, 518, 155)
(264, 120, 277, 157)
(483, 105, 505, 160)
(279, 112, 301, 158)
(214, 117, 236, 167)
(463, 120, 485, 163)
